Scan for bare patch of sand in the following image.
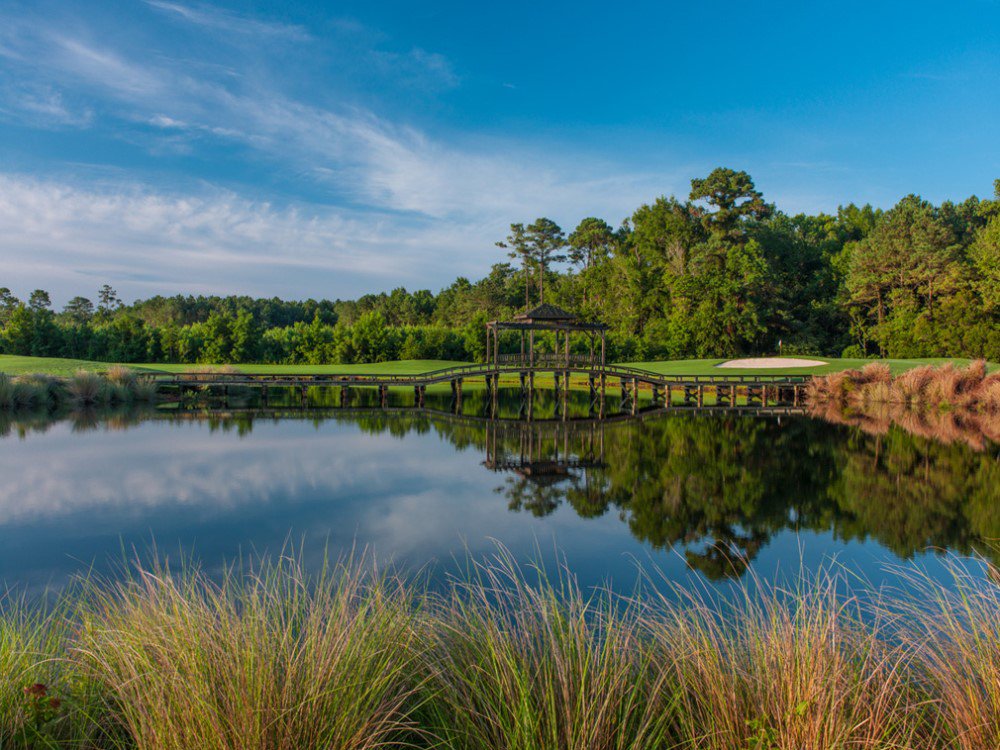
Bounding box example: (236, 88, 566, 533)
(716, 357, 828, 369)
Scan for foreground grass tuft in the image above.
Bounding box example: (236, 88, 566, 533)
(74, 555, 423, 750)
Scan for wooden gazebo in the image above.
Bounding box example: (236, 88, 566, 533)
(485, 304, 608, 368)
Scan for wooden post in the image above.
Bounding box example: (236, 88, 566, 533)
(600, 331, 606, 366)
(697, 384, 704, 408)
(301, 385, 307, 408)
(339, 385, 348, 408)
(564, 329, 569, 367)
(529, 330, 535, 368)
(493, 327, 499, 367)
(262, 384, 268, 407)
(520, 331, 525, 364)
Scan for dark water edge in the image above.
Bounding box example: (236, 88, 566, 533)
(1, 389, 998, 597)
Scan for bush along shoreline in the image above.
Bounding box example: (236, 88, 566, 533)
(4, 552, 1000, 749)
(807, 360, 1000, 449)
(0, 366, 157, 411)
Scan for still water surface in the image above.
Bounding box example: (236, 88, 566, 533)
(2, 393, 999, 594)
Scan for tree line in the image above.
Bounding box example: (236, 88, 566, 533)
(3, 167, 1000, 364)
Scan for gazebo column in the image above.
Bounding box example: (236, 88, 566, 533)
(493, 327, 499, 367)
(485, 325, 491, 365)
(564, 328, 569, 366)
(600, 331, 606, 366)
(529, 330, 534, 368)
(520, 330, 525, 365)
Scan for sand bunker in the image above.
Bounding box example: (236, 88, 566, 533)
(716, 357, 828, 369)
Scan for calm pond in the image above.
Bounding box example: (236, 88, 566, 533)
(2, 388, 999, 594)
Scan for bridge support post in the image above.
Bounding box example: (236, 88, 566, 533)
(262, 385, 269, 408)
(301, 385, 308, 408)
(340, 385, 349, 408)
(794, 385, 800, 407)
(631, 378, 639, 415)
(379, 385, 388, 408)
(697, 384, 704, 408)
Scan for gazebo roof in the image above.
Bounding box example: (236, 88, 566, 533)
(514, 304, 577, 323)
(487, 303, 607, 331)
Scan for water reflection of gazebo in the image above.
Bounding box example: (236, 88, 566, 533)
(485, 304, 608, 368)
(482, 419, 607, 481)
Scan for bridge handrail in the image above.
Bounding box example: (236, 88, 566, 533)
(157, 362, 810, 385)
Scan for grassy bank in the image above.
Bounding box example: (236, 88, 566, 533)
(3, 552, 1000, 749)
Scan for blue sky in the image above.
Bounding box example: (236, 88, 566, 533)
(2, 0, 1000, 305)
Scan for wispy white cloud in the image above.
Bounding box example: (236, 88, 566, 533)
(370, 47, 460, 90)
(0, 174, 485, 302)
(0, 83, 92, 127)
(145, 1, 311, 41)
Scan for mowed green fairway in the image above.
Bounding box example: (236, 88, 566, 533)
(2, 354, 998, 377)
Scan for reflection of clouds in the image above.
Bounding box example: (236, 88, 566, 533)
(0, 420, 467, 525)
(0, 415, 665, 597)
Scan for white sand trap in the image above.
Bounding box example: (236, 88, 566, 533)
(716, 357, 828, 369)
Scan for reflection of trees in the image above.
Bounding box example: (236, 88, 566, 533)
(480, 414, 1000, 579)
(828, 430, 1000, 560)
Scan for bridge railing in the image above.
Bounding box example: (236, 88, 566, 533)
(157, 362, 811, 385)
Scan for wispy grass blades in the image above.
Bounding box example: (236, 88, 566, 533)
(423, 546, 680, 750)
(73, 552, 424, 750)
(887, 554, 1000, 750)
(642, 565, 928, 750)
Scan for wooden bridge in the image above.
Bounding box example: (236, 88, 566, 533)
(154, 360, 810, 415)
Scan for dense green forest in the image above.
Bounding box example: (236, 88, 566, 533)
(4, 167, 1000, 365)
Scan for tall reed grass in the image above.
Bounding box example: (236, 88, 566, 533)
(808, 361, 1000, 449)
(9, 551, 1000, 748)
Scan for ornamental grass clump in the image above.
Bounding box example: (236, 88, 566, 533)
(16, 373, 64, 406)
(422, 551, 680, 750)
(131, 376, 159, 403)
(893, 558, 1000, 750)
(67, 370, 107, 406)
(645, 570, 926, 750)
(74, 554, 424, 750)
(103, 365, 136, 390)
